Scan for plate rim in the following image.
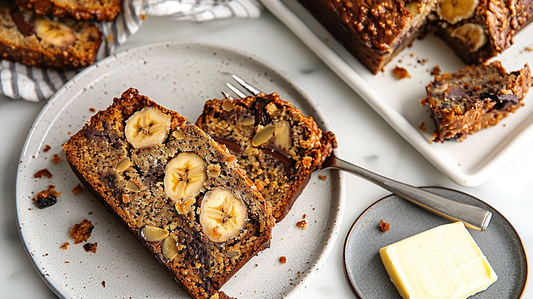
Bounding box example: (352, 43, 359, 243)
(261, 0, 533, 187)
(15, 40, 346, 298)
(342, 186, 529, 299)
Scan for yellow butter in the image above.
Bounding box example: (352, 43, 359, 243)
(379, 222, 497, 299)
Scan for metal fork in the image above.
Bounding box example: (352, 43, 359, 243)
(226, 75, 492, 231)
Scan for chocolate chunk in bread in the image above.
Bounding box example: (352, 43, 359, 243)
(422, 61, 531, 142)
(0, 0, 102, 70)
(63, 88, 275, 299)
(196, 92, 337, 222)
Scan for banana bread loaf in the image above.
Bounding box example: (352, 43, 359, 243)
(195, 92, 338, 222)
(63, 88, 275, 299)
(16, 0, 122, 22)
(422, 61, 531, 142)
(298, 0, 533, 74)
(298, 0, 436, 74)
(0, 1, 102, 70)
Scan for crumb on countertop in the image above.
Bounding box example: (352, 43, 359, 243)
(318, 175, 327, 181)
(43, 144, 51, 152)
(279, 256, 287, 264)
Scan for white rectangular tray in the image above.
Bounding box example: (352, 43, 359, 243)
(262, 0, 533, 187)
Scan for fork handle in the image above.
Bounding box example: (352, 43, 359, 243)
(325, 156, 492, 231)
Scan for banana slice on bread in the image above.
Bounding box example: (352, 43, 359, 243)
(34, 18, 75, 47)
(124, 107, 171, 148)
(164, 152, 207, 214)
(437, 0, 479, 24)
(200, 187, 248, 243)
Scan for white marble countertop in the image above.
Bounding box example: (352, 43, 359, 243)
(0, 8, 530, 299)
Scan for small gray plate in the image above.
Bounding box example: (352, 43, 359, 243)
(344, 187, 528, 298)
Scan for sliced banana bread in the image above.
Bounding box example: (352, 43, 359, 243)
(0, 1, 102, 70)
(195, 92, 338, 222)
(16, 0, 122, 22)
(63, 88, 275, 299)
(422, 61, 531, 142)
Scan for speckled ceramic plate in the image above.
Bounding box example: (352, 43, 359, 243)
(263, 0, 533, 188)
(15, 41, 345, 299)
(344, 187, 528, 299)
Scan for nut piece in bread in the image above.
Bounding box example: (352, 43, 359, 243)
(63, 88, 275, 299)
(196, 92, 337, 222)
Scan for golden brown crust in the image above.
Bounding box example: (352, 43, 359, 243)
(423, 61, 531, 142)
(195, 92, 337, 222)
(16, 0, 122, 22)
(63, 88, 275, 299)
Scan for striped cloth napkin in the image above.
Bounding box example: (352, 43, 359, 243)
(1, 0, 262, 102)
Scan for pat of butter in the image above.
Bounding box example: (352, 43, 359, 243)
(379, 222, 497, 299)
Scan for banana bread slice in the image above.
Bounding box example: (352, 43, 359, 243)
(195, 92, 338, 222)
(63, 88, 275, 299)
(16, 0, 122, 22)
(422, 61, 531, 142)
(0, 1, 102, 70)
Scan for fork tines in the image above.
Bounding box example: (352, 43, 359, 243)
(232, 75, 261, 95)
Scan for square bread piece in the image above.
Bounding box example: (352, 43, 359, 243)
(63, 88, 275, 299)
(380, 222, 498, 299)
(195, 92, 337, 222)
(422, 61, 531, 142)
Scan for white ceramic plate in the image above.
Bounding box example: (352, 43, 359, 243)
(15, 41, 345, 299)
(344, 187, 528, 298)
(262, 0, 533, 187)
